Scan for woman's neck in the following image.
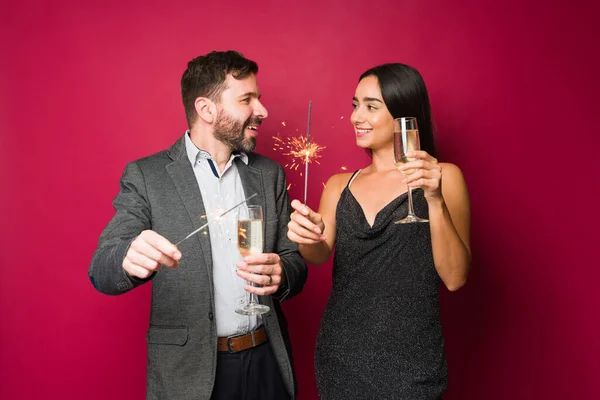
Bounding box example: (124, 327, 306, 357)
(369, 147, 397, 172)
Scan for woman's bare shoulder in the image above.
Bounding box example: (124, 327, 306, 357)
(440, 162, 469, 199)
(321, 172, 356, 200)
(440, 162, 465, 181)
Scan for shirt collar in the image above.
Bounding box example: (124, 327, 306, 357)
(184, 131, 249, 166)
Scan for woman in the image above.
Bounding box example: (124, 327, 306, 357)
(287, 63, 471, 399)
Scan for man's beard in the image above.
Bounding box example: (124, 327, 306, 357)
(213, 110, 261, 153)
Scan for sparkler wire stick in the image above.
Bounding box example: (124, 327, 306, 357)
(175, 193, 258, 246)
(303, 101, 312, 204)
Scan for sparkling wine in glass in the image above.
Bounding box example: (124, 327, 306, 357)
(394, 117, 429, 224)
(235, 205, 270, 315)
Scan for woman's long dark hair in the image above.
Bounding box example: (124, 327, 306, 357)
(359, 63, 437, 158)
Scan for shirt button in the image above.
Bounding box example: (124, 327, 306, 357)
(208, 312, 214, 321)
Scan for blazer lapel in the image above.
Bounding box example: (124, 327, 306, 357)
(166, 136, 213, 274)
(235, 156, 266, 217)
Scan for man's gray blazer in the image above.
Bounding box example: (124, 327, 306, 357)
(88, 134, 308, 399)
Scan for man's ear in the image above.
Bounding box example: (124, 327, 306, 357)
(195, 97, 217, 124)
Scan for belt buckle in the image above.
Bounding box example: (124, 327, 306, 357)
(226, 332, 243, 353)
(226, 336, 235, 353)
(226, 329, 257, 353)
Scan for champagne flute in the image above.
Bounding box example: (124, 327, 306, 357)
(393, 117, 429, 224)
(235, 205, 270, 315)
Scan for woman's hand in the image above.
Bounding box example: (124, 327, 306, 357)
(398, 150, 443, 202)
(287, 199, 327, 245)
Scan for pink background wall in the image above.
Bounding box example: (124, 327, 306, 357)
(1, 0, 599, 398)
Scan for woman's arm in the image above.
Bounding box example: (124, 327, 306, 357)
(287, 173, 350, 265)
(400, 154, 471, 291)
(427, 163, 471, 291)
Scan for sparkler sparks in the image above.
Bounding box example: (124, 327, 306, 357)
(175, 193, 258, 245)
(271, 102, 327, 204)
(272, 135, 325, 171)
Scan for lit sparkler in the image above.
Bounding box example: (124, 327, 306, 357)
(304, 101, 312, 205)
(272, 135, 325, 171)
(175, 193, 258, 246)
(271, 103, 328, 204)
(272, 109, 325, 205)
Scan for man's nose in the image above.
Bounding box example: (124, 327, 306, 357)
(254, 100, 268, 119)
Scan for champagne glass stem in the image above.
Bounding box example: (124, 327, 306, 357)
(406, 184, 415, 217)
(248, 282, 259, 306)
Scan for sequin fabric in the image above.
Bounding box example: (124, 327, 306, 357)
(315, 177, 448, 399)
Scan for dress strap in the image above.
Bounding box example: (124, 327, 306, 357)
(346, 169, 362, 189)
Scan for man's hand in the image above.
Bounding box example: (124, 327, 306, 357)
(236, 253, 285, 296)
(122, 230, 182, 279)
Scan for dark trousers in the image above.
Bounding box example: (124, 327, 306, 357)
(210, 342, 291, 400)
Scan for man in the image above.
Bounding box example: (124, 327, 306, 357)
(89, 50, 307, 400)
